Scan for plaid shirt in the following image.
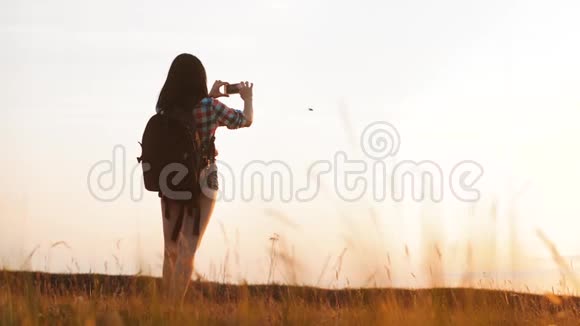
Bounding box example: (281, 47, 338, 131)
(193, 97, 248, 142)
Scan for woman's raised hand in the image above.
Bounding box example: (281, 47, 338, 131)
(239, 81, 253, 101)
(208, 80, 229, 98)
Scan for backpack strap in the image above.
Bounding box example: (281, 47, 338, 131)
(199, 136, 217, 166)
(163, 196, 170, 220)
(193, 205, 201, 236)
(165, 196, 202, 241)
(170, 202, 185, 242)
(187, 197, 201, 236)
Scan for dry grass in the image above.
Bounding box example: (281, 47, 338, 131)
(2, 204, 576, 324)
(2, 193, 570, 324)
(0, 270, 579, 325)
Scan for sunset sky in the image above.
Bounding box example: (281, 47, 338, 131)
(1, 0, 580, 291)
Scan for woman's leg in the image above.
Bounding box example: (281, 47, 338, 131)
(160, 198, 179, 293)
(172, 194, 216, 299)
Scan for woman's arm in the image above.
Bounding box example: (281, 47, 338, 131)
(239, 82, 253, 126)
(209, 80, 254, 129)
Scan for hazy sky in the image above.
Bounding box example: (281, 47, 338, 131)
(1, 0, 580, 291)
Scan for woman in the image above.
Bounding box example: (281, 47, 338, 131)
(155, 53, 253, 298)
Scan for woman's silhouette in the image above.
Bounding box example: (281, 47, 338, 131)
(155, 53, 253, 298)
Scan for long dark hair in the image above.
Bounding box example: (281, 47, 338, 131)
(156, 53, 208, 112)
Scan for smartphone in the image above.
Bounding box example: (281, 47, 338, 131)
(224, 83, 241, 95)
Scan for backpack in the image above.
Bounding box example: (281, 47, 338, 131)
(137, 109, 209, 239)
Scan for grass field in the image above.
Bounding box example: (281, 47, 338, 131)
(0, 270, 578, 325)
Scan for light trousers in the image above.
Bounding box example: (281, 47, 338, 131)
(160, 194, 216, 299)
